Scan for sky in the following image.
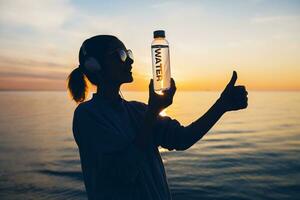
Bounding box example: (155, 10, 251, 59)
(0, 0, 299, 91)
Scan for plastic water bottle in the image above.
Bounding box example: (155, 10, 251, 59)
(151, 30, 171, 94)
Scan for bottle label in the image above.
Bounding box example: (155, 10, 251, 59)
(151, 44, 170, 92)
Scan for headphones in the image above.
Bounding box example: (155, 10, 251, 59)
(81, 42, 102, 73)
(81, 40, 125, 99)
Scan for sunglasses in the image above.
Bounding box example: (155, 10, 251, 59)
(107, 49, 134, 63)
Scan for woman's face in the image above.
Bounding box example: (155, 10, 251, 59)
(100, 39, 133, 85)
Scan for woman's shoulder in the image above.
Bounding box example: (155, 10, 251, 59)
(126, 100, 148, 112)
(74, 99, 148, 118)
(74, 100, 95, 116)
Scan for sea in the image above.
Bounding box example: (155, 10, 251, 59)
(0, 91, 299, 200)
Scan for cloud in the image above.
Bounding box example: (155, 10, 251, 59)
(0, 0, 140, 90)
(0, 0, 299, 91)
(0, 71, 66, 80)
(151, 1, 181, 9)
(0, 0, 75, 30)
(0, 55, 69, 83)
(0, 55, 65, 69)
(251, 15, 300, 24)
(0, 0, 134, 62)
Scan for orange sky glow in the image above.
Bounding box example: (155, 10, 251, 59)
(0, 0, 299, 91)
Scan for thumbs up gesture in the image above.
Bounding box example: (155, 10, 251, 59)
(218, 71, 248, 112)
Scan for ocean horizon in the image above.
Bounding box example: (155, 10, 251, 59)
(0, 91, 299, 200)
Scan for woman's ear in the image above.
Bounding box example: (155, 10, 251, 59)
(84, 57, 102, 73)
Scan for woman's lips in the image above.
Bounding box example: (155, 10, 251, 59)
(124, 66, 132, 74)
(124, 70, 132, 75)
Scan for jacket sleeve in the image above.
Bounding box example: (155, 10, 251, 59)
(73, 105, 145, 186)
(153, 115, 188, 151)
(129, 101, 189, 151)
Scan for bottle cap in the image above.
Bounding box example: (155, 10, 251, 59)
(154, 30, 165, 38)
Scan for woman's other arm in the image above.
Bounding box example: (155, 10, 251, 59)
(154, 71, 248, 151)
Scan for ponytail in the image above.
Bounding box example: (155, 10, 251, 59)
(67, 67, 88, 103)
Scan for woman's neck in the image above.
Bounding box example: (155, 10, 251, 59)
(96, 84, 121, 101)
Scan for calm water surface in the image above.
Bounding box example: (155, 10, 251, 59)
(0, 91, 299, 200)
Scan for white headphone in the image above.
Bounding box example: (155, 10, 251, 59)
(81, 42, 102, 73)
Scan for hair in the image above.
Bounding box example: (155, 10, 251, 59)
(67, 35, 119, 103)
(67, 67, 87, 103)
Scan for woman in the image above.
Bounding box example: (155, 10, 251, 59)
(67, 35, 248, 200)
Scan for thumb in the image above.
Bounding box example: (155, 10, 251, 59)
(226, 70, 237, 89)
(149, 79, 155, 94)
(149, 79, 153, 88)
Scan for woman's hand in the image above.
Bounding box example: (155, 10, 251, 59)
(134, 78, 176, 150)
(218, 71, 248, 112)
(148, 78, 177, 114)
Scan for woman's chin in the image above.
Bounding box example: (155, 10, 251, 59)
(123, 76, 133, 83)
(128, 77, 134, 82)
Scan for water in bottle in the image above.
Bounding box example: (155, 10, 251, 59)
(151, 30, 171, 94)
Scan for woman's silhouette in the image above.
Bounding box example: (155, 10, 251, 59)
(67, 35, 248, 200)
